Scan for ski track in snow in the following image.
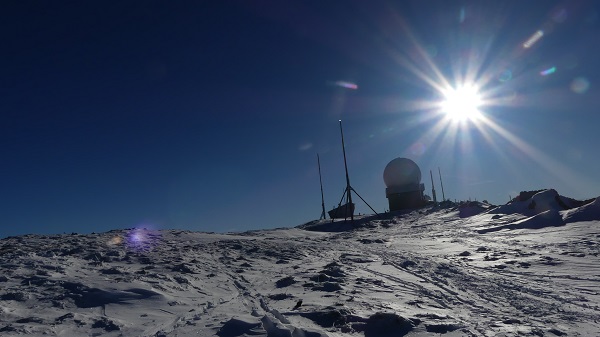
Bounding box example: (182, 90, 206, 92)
(1, 198, 600, 336)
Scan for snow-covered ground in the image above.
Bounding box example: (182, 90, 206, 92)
(1, 189, 599, 336)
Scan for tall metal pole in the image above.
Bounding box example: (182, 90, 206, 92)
(438, 167, 446, 201)
(317, 154, 327, 220)
(339, 120, 354, 221)
(430, 170, 437, 203)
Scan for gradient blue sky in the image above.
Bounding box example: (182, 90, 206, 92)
(2, 1, 599, 237)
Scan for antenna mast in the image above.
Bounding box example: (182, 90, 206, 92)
(438, 167, 446, 201)
(339, 120, 354, 221)
(317, 154, 327, 220)
(332, 120, 379, 222)
(430, 170, 437, 203)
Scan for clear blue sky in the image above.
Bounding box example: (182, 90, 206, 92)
(2, 1, 599, 237)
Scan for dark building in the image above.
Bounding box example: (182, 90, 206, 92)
(383, 158, 425, 211)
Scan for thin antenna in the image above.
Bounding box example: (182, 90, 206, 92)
(339, 120, 354, 221)
(317, 154, 326, 220)
(330, 120, 378, 222)
(438, 167, 446, 201)
(430, 170, 437, 203)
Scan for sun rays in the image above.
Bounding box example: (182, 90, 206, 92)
(372, 6, 589, 192)
(439, 85, 483, 122)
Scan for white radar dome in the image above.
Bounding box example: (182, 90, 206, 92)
(383, 157, 421, 187)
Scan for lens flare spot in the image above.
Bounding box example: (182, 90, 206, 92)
(298, 142, 313, 151)
(498, 70, 513, 82)
(127, 227, 160, 251)
(523, 30, 544, 49)
(540, 67, 556, 76)
(409, 142, 427, 156)
(333, 81, 358, 90)
(571, 77, 590, 94)
(106, 236, 123, 246)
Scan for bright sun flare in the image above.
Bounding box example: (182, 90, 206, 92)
(440, 85, 483, 121)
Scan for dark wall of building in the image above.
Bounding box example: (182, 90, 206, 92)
(387, 191, 424, 211)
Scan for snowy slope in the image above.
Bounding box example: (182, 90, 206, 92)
(1, 195, 599, 336)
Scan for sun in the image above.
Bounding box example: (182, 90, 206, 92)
(440, 85, 483, 121)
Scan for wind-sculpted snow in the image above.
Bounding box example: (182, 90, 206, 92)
(488, 189, 595, 219)
(563, 197, 600, 223)
(1, 201, 599, 336)
(477, 209, 565, 233)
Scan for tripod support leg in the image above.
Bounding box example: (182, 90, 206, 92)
(350, 187, 380, 218)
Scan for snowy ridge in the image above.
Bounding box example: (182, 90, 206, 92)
(488, 189, 591, 216)
(563, 197, 600, 223)
(471, 189, 597, 233)
(1, 190, 599, 336)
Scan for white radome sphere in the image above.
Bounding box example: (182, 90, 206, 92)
(383, 158, 421, 187)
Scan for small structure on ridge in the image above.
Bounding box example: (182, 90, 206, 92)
(384, 157, 425, 211)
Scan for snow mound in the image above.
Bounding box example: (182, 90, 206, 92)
(478, 209, 564, 233)
(261, 311, 329, 337)
(458, 201, 495, 218)
(61, 282, 164, 308)
(563, 197, 600, 223)
(488, 189, 592, 216)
